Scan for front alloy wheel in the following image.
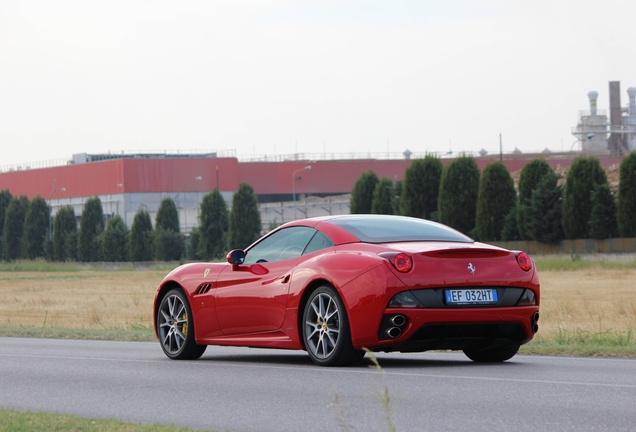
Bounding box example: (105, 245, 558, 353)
(302, 286, 364, 366)
(157, 288, 206, 360)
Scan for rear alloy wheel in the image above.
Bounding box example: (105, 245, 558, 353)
(302, 286, 364, 366)
(157, 288, 207, 360)
(463, 344, 520, 362)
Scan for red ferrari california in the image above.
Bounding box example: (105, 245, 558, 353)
(154, 215, 540, 366)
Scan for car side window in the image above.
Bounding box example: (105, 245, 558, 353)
(302, 231, 334, 255)
(244, 227, 316, 264)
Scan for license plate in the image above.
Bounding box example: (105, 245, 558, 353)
(445, 289, 498, 305)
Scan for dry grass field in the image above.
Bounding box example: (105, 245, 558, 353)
(0, 267, 634, 340)
(0, 271, 166, 329)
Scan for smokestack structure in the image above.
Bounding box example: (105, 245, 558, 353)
(628, 87, 636, 116)
(588, 91, 598, 115)
(608, 81, 626, 155)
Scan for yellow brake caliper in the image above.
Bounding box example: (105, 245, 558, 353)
(181, 313, 187, 335)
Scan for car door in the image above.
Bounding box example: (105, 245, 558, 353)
(214, 227, 316, 336)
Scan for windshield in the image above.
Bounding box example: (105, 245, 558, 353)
(328, 216, 473, 243)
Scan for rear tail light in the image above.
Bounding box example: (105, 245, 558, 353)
(379, 252, 413, 273)
(515, 251, 532, 272)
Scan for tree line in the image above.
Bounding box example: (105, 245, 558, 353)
(350, 152, 636, 243)
(0, 182, 262, 262)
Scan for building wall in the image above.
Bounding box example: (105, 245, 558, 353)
(0, 153, 628, 231)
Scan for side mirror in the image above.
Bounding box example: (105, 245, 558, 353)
(226, 249, 246, 270)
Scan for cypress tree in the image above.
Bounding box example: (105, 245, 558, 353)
(102, 215, 129, 262)
(130, 209, 153, 261)
(198, 188, 229, 259)
(2, 196, 29, 260)
(228, 183, 261, 250)
(155, 197, 180, 232)
(475, 162, 516, 241)
(154, 230, 183, 261)
(371, 178, 394, 215)
(0, 190, 14, 260)
(392, 179, 403, 215)
(516, 159, 551, 240)
(350, 170, 379, 214)
(501, 204, 520, 241)
(438, 155, 480, 236)
(53, 206, 77, 261)
(189, 227, 202, 260)
(589, 183, 618, 240)
(400, 156, 443, 220)
(23, 196, 49, 259)
(78, 197, 105, 262)
(562, 157, 607, 239)
(526, 170, 563, 244)
(617, 152, 636, 237)
(154, 197, 183, 260)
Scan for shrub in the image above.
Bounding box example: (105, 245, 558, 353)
(102, 215, 130, 262)
(562, 157, 607, 239)
(53, 206, 77, 261)
(589, 183, 618, 239)
(78, 197, 105, 262)
(526, 171, 563, 244)
(198, 188, 229, 260)
(371, 178, 394, 215)
(475, 162, 516, 241)
(438, 155, 480, 235)
(617, 152, 636, 237)
(23, 196, 49, 259)
(350, 170, 379, 214)
(228, 183, 261, 250)
(2, 195, 29, 261)
(516, 159, 551, 240)
(0, 190, 12, 260)
(400, 156, 443, 219)
(129, 209, 153, 261)
(501, 204, 520, 241)
(154, 229, 183, 261)
(155, 197, 180, 233)
(154, 197, 183, 260)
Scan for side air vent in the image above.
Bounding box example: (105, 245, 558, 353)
(195, 283, 213, 295)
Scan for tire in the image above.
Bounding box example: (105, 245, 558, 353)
(302, 285, 365, 367)
(157, 288, 207, 360)
(463, 344, 520, 363)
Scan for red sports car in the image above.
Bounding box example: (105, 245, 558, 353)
(154, 215, 540, 366)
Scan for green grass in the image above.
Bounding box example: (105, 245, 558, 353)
(0, 409, 206, 431)
(0, 259, 178, 272)
(520, 328, 636, 357)
(533, 255, 636, 271)
(0, 325, 156, 342)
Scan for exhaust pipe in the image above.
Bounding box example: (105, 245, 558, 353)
(531, 312, 540, 334)
(390, 314, 406, 327)
(386, 327, 402, 339)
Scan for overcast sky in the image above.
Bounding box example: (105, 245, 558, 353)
(2, 0, 635, 168)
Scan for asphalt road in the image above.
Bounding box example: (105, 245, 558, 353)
(1, 337, 635, 431)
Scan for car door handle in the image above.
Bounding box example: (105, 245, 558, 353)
(280, 275, 290, 284)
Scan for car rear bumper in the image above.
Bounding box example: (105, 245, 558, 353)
(357, 306, 539, 352)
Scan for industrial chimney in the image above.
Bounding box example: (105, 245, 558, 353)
(588, 91, 598, 115)
(627, 87, 636, 116)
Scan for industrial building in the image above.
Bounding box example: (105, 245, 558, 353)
(0, 149, 625, 234)
(573, 81, 636, 155)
